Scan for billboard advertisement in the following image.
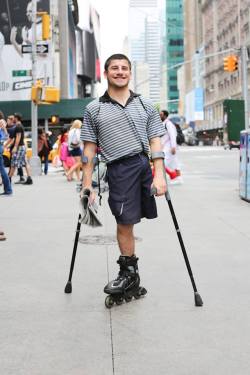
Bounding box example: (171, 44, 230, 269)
(0, 0, 52, 101)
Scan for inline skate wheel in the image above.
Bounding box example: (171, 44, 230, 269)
(134, 292, 141, 300)
(140, 287, 147, 296)
(134, 287, 147, 299)
(115, 296, 124, 305)
(105, 295, 114, 309)
(125, 295, 132, 303)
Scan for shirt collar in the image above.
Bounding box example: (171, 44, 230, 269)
(99, 90, 140, 106)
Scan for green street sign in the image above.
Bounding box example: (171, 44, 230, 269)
(12, 70, 32, 77)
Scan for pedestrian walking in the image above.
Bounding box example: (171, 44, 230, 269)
(66, 120, 83, 182)
(5, 114, 25, 184)
(160, 110, 183, 184)
(38, 128, 51, 175)
(8, 113, 33, 185)
(0, 112, 12, 196)
(80, 53, 167, 304)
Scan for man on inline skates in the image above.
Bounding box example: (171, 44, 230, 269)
(80, 54, 167, 307)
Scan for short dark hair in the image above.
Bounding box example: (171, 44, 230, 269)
(14, 112, 22, 121)
(161, 110, 169, 117)
(104, 54, 131, 71)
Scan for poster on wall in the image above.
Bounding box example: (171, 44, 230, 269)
(0, 0, 52, 101)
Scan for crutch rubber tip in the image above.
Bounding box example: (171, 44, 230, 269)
(64, 282, 72, 294)
(194, 292, 203, 307)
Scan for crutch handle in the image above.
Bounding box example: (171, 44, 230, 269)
(150, 186, 157, 196)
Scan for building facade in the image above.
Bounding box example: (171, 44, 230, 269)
(0, 0, 99, 126)
(128, 0, 163, 104)
(201, 0, 250, 129)
(180, 0, 204, 126)
(165, 0, 184, 113)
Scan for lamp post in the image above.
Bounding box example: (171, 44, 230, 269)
(30, 0, 41, 175)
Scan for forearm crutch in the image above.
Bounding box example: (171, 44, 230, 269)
(64, 214, 82, 294)
(152, 186, 203, 307)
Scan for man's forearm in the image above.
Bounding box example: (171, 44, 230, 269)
(81, 141, 97, 189)
(82, 162, 94, 188)
(153, 158, 165, 177)
(150, 137, 165, 176)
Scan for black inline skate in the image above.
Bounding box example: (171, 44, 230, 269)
(104, 255, 147, 308)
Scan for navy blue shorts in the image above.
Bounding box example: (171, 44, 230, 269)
(107, 153, 157, 225)
(69, 147, 82, 157)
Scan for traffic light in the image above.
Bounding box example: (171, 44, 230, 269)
(31, 80, 43, 103)
(43, 87, 60, 103)
(42, 14, 50, 40)
(223, 57, 230, 72)
(231, 55, 238, 71)
(223, 55, 238, 72)
(50, 115, 59, 124)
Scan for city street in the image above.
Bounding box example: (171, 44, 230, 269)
(1, 146, 250, 375)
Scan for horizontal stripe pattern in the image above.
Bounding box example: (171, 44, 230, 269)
(81, 94, 165, 163)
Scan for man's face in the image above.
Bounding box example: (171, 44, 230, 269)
(26, 2, 32, 23)
(104, 59, 131, 89)
(7, 116, 14, 126)
(160, 112, 167, 121)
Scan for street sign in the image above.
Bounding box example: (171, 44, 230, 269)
(21, 43, 49, 54)
(12, 70, 32, 77)
(37, 43, 49, 54)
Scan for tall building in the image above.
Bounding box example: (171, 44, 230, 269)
(180, 0, 204, 124)
(201, 0, 250, 128)
(128, 0, 162, 104)
(165, 0, 184, 113)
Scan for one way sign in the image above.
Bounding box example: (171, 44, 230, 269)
(22, 43, 49, 54)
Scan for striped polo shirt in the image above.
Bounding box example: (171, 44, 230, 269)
(81, 91, 165, 163)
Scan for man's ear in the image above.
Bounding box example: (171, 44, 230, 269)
(103, 70, 107, 79)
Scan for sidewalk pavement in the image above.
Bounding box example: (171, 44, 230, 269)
(1, 148, 250, 375)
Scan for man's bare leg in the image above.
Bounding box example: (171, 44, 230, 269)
(117, 224, 135, 256)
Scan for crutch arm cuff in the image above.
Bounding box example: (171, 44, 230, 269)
(151, 151, 165, 161)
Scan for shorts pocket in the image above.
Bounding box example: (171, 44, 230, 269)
(108, 197, 125, 217)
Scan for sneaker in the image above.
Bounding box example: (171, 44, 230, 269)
(0, 192, 13, 196)
(15, 177, 25, 184)
(22, 177, 33, 185)
(0, 234, 6, 241)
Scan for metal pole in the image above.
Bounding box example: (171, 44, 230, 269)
(241, 46, 249, 129)
(44, 118, 49, 133)
(30, 0, 41, 175)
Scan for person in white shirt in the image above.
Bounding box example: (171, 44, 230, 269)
(160, 110, 183, 184)
(66, 120, 83, 182)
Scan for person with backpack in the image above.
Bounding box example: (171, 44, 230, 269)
(160, 110, 183, 184)
(66, 120, 83, 182)
(80, 53, 167, 305)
